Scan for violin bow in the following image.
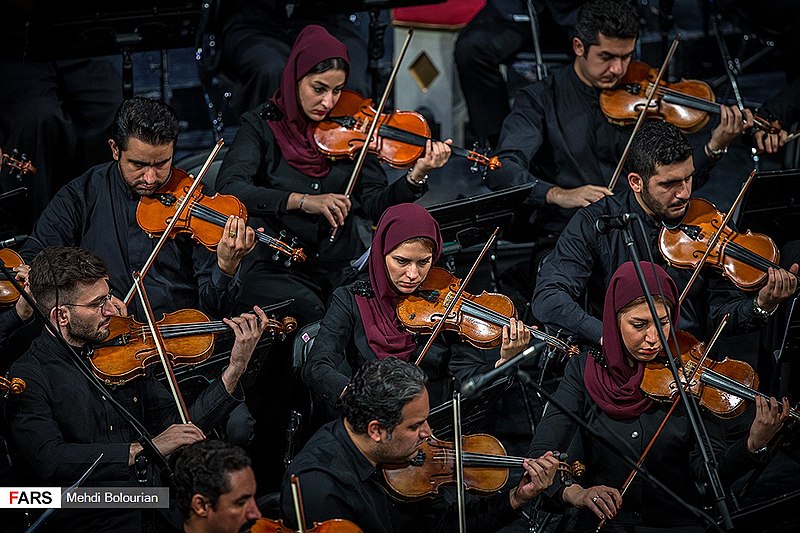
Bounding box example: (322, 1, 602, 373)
(414, 227, 500, 366)
(123, 139, 225, 307)
(608, 37, 680, 191)
(452, 393, 467, 533)
(132, 270, 191, 423)
(595, 314, 730, 532)
(290, 474, 308, 533)
(329, 29, 415, 242)
(676, 168, 757, 306)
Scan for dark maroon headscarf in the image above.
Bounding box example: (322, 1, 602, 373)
(584, 261, 680, 420)
(268, 25, 349, 178)
(355, 203, 443, 361)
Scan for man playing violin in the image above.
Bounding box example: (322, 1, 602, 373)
(19, 97, 257, 321)
(533, 120, 798, 346)
(283, 357, 561, 533)
(4, 246, 268, 533)
(486, 0, 754, 295)
(174, 440, 262, 533)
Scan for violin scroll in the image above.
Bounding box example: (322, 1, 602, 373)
(1, 147, 37, 180)
(1, 375, 26, 396)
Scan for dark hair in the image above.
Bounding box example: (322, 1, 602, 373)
(112, 97, 179, 151)
(173, 440, 252, 520)
(305, 57, 349, 79)
(341, 358, 427, 435)
(574, 0, 640, 47)
(626, 121, 693, 180)
(397, 236, 435, 253)
(618, 294, 673, 316)
(29, 247, 108, 315)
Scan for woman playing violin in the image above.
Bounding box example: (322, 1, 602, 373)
(215, 25, 452, 325)
(303, 203, 530, 418)
(529, 261, 788, 532)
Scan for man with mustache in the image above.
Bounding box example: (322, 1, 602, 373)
(532, 120, 798, 344)
(281, 357, 561, 532)
(4, 246, 268, 533)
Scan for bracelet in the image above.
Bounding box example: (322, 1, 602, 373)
(704, 143, 728, 160)
(406, 168, 428, 186)
(298, 193, 308, 210)
(752, 299, 776, 319)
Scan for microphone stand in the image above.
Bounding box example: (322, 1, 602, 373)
(617, 221, 734, 530)
(0, 256, 172, 482)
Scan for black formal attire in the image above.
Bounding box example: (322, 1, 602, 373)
(531, 189, 765, 343)
(281, 418, 523, 533)
(4, 332, 244, 533)
(762, 77, 800, 128)
(219, 1, 370, 117)
(454, 0, 577, 147)
(302, 282, 496, 419)
(528, 353, 763, 532)
(488, 64, 717, 241)
(215, 104, 424, 324)
(20, 162, 241, 320)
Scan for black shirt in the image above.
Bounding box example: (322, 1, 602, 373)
(528, 353, 761, 531)
(5, 332, 244, 532)
(302, 283, 496, 417)
(488, 64, 713, 236)
(532, 189, 763, 343)
(281, 419, 521, 533)
(21, 162, 241, 319)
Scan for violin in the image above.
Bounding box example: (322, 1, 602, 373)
(314, 90, 501, 170)
(658, 197, 797, 291)
(0, 375, 26, 396)
(1, 147, 37, 179)
(600, 61, 777, 134)
(248, 517, 363, 532)
(396, 267, 578, 356)
(137, 168, 306, 265)
(0, 249, 25, 306)
(381, 434, 581, 501)
(88, 307, 297, 384)
(640, 330, 758, 417)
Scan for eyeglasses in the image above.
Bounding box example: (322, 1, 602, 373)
(63, 293, 114, 313)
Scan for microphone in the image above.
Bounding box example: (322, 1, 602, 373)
(595, 214, 637, 234)
(0, 234, 27, 248)
(460, 343, 542, 397)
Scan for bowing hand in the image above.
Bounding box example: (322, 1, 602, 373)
(563, 484, 622, 520)
(218, 215, 258, 276)
(509, 452, 561, 510)
(153, 423, 206, 456)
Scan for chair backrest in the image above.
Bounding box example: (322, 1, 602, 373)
(292, 320, 322, 372)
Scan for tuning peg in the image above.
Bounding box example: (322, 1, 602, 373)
(290, 237, 299, 247)
(278, 230, 287, 240)
(284, 258, 292, 267)
(272, 250, 281, 262)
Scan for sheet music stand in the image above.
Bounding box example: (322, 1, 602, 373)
(737, 169, 800, 251)
(427, 376, 511, 440)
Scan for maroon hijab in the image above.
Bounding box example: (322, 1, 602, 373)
(268, 25, 349, 178)
(355, 203, 443, 361)
(584, 261, 680, 420)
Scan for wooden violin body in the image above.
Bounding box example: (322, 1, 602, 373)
(314, 90, 501, 170)
(248, 517, 363, 532)
(89, 308, 297, 384)
(600, 62, 714, 133)
(0, 249, 24, 306)
(659, 197, 781, 291)
(396, 267, 577, 355)
(137, 168, 306, 264)
(640, 330, 758, 418)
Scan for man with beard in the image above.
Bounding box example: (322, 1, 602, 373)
(532, 120, 798, 344)
(174, 440, 261, 533)
(4, 246, 268, 533)
(17, 96, 257, 322)
(281, 358, 562, 532)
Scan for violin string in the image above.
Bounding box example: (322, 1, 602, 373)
(655, 86, 719, 109)
(432, 451, 523, 466)
(187, 201, 281, 247)
(459, 299, 568, 351)
(723, 240, 785, 273)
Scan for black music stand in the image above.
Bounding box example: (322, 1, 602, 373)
(25, 1, 204, 99)
(737, 169, 800, 251)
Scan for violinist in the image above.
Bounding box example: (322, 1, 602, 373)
(0, 258, 33, 349)
(533, 120, 798, 345)
(303, 203, 531, 416)
(174, 440, 262, 533)
(4, 246, 268, 533)
(529, 261, 789, 532)
(486, 0, 753, 287)
(283, 357, 561, 533)
(753, 77, 800, 154)
(214, 25, 452, 326)
(20, 97, 257, 321)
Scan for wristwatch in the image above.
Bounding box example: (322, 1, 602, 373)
(752, 299, 776, 319)
(750, 444, 769, 458)
(704, 143, 728, 160)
